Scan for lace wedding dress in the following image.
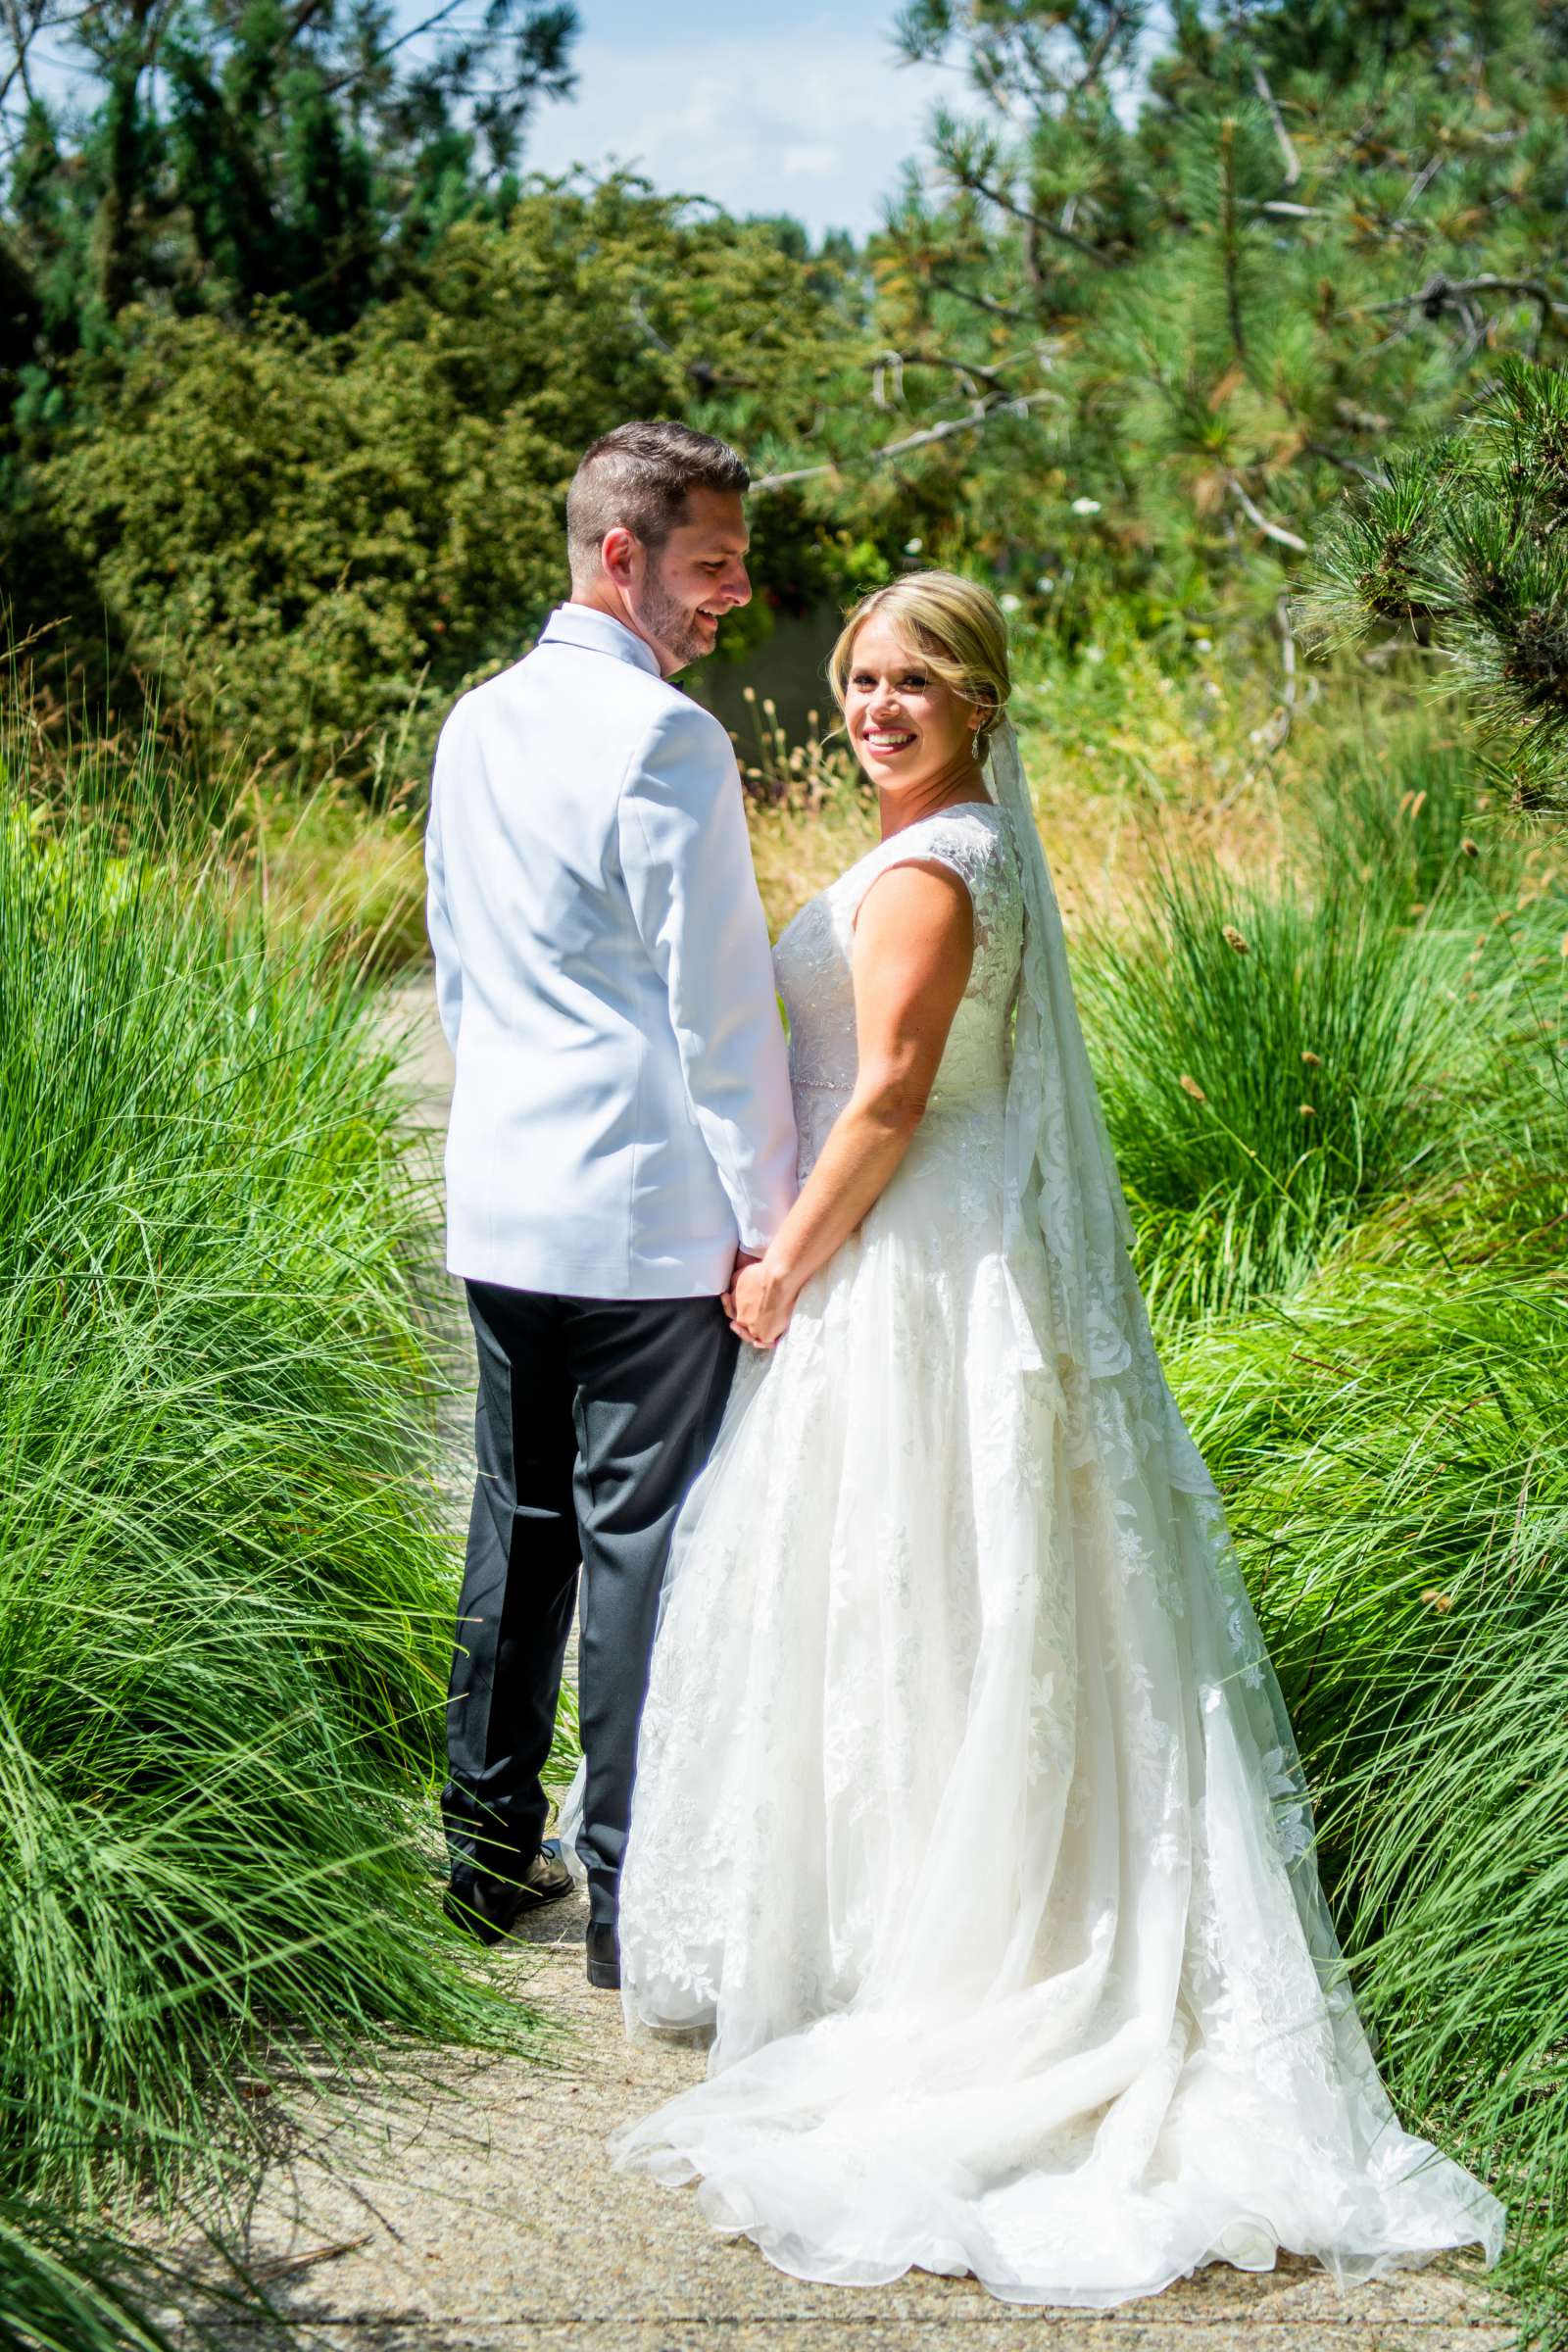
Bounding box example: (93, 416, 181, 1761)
(606, 730, 1505, 2307)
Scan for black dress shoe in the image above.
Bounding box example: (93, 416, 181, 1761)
(446, 1839, 573, 1946)
(586, 1921, 620, 1989)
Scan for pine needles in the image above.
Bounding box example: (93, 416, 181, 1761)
(1309, 359, 1568, 813)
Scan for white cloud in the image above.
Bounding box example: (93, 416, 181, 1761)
(523, 16, 977, 238)
(781, 143, 837, 180)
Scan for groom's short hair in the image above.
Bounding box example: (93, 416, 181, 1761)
(567, 420, 750, 582)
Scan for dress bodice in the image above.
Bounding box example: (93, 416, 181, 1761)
(772, 801, 1025, 1178)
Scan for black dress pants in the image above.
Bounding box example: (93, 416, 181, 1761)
(443, 1279, 739, 1930)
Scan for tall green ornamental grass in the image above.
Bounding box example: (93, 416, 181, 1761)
(1079, 850, 1453, 1321)
(0, 2193, 234, 2352)
(1166, 1205, 1568, 2344)
(1078, 734, 1559, 1325)
(1311, 736, 1500, 906)
(0, 732, 517, 2339)
(1074, 728, 1568, 2334)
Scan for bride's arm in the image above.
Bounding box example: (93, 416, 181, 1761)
(728, 859, 974, 1347)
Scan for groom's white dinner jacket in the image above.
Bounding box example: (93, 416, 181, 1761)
(424, 603, 798, 1299)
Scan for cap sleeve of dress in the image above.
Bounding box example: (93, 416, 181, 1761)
(848, 808, 1011, 949)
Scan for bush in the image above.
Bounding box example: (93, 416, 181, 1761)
(40, 178, 846, 780)
(44, 302, 569, 778)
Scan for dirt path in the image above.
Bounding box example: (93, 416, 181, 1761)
(202, 973, 1518, 2352)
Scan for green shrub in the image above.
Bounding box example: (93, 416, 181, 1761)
(41, 179, 845, 780)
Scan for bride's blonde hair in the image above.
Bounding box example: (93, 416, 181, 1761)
(828, 570, 1012, 746)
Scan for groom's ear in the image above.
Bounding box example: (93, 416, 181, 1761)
(601, 525, 640, 589)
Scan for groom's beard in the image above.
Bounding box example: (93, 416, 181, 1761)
(637, 567, 715, 671)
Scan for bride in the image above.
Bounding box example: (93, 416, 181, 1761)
(606, 570, 1505, 2306)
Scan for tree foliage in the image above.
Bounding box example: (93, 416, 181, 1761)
(8, 0, 1568, 775)
(2, 0, 578, 357)
(1310, 354, 1568, 808)
(806, 0, 1568, 644)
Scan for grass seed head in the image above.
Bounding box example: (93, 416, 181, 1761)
(1179, 1073, 1207, 1102)
(1222, 923, 1251, 954)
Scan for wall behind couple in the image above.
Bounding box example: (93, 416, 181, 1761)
(689, 599, 847, 769)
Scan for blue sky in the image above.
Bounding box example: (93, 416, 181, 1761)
(521, 3, 976, 239)
(16, 0, 962, 234)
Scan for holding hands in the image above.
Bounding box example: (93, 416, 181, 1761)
(723, 1250, 796, 1349)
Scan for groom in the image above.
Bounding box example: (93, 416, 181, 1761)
(424, 420, 796, 1989)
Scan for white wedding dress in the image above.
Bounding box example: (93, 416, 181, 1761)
(605, 732, 1505, 2307)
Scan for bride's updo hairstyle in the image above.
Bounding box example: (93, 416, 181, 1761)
(828, 570, 1012, 748)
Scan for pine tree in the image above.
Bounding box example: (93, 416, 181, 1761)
(774, 0, 1568, 657)
(0, 0, 579, 354)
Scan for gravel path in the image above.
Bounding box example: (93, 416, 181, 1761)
(197, 972, 1518, 2352)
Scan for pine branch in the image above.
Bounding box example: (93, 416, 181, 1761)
(867, 345, 1039, 402)
(1307, 361, 1568, 808)
(1394, 152, 1446, 223)
(1304, 441, 1383, 484)
(1228, 474, 1308, 553)
(0, 0, 50, 108)
(282, 0, 333, 42)
(1218, 115, 1247, 364)
(750, 389, 1058, 495)
(926, 269, 1034, 324)
(957, 167, 1111, 265)
(1366, 273, 1568, 333)
(1079, 3, 1131, 90)
(316, 0, 471, 98)
(1250, 61, 1300, 187)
